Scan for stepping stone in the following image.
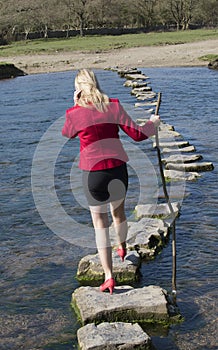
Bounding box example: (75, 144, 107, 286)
(134, 89, 153, 96)
(77, 251, 141, 284)
(135, 202, 180, 220)
(158, 130, 181, 138)
(164, 169, 201, 182)
(72, 285, 176, 325)
(136, 97, 156, 103)
(162, 145, 196, 153)
(162, 154, 203, 164)
(131, 86, 152, 94)
(153, 140, 189, 148)
(77, 322, 152, 350)
(124, 73, 149, 80)
(135, 93, 154, 100)
(124, 80, 149, 88)
(126, 218, 169, 258)
(165, 162, 214, 172)
(136, 111, 154, 118)
(118, 68, 141, 77)
(159, 123, 175, 132)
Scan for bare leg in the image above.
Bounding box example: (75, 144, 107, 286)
(110, 199, 127, 249)
(90, 204, 113, 281)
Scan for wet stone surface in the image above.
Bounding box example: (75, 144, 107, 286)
(77, 322, 152, 350)
(72, 285, 173, 325)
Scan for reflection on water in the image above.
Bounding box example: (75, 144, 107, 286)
(0, 67, 217, 349)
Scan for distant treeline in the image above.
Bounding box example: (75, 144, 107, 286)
(1, 0, 217, 44)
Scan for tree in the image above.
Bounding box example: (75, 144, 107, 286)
(155, 0, 174, 28)
(14, 0, 37, 39)
(133, 0, 158, 28)
(66, 0, 90, 36)
(181, 0, 197, 29)
(32, 0, 60, 38)
(193, 0, 218, 27)
(0, 0, 217, 43)
(169, 0, 197, 30)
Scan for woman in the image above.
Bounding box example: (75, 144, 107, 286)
(62, 69, 160, 294)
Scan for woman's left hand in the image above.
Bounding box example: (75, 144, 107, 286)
(150, 114, 160, 128)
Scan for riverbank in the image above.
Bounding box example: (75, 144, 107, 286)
(1, 39, 217, 75)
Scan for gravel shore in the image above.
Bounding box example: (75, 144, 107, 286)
(1, 39, 217, 74)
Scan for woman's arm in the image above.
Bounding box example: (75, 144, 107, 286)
(62, 112, 78, 139)
(118, 102, 160, 141)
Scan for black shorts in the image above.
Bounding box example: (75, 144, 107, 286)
(82, 163, 128, 206)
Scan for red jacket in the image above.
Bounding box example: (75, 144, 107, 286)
(62, 98, 156, 171)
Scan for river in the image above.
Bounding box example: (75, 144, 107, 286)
(0, 67, 217, 349)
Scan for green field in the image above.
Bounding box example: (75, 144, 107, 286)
(0, 29, 217, 57)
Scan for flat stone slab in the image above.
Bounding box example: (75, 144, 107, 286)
(131, 86, 152, 94)
(77, 251, 141, 284)
(124, 80, 150, 88)
(162, 145, 196, 153)
(124, 73, 149, 80)
(72, 285, 171, 325)
(165, 162, 214, 172)
(77, 322, 152, 350)
(126, 218, 169, 258)
(135, 96, 155, 103)
(162, 154, 203, 164)
(153, 140, 189, 148)
(164, 169, 201, 181)
(157, 130, 181, 138)
(135, 98, 156, 103)
(118, 68, 141, 77)
(159, 123, 175, 132)
(135, 202, 180, 220)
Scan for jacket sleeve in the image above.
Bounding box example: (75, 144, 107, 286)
(62, 111, 78, 139)
(117, 102, 156, 141)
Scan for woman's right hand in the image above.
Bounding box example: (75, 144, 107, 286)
(150, 114, 160, 128)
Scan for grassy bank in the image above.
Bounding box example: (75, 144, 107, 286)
(0, 29, 217, 57)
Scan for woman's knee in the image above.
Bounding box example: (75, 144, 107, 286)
(90, 205, 109, 228)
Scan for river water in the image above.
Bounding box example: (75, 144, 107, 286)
(0, 67, 217, 350)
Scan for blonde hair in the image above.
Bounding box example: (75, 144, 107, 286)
(75, 69, 110, 113)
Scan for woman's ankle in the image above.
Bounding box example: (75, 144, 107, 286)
(105, 273, 113, 281)
(118, 242, 126, 250)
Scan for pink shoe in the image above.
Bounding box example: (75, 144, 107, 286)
(117, 247, 127, 262)
(100, 278, 115, 295)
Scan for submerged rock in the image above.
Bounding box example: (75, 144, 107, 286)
(77, 322, 152, 350)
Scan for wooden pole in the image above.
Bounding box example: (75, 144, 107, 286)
(154, 93, 177, 299)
